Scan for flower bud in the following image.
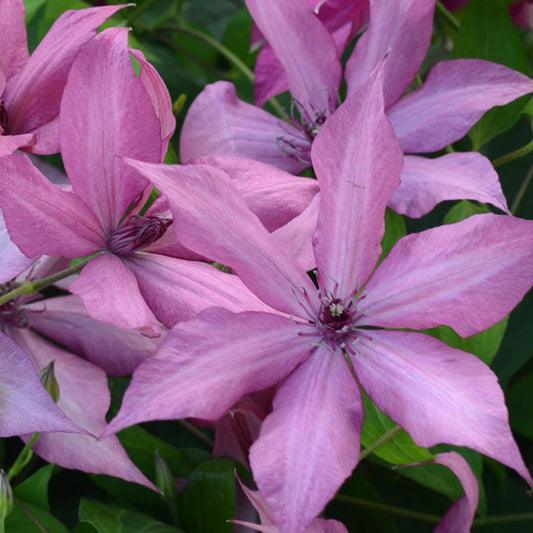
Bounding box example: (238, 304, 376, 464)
(40, 361, 60, 403)
(0, 470, 13, 521)
(155, 451, 178, 503)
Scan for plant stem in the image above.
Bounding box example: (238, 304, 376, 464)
(511, 161, 533, 214)
(0, 256, 96, 308)
(335, 494, 441, 523)
(177, 420, 214, 448)
(6, 434, 40, 482)
(159, 24, 287, 118)
(493, 138, 533, 168)
(473, 513, 533, 526)
(359, 425, 402, 460)
(436, 1, 461, 30)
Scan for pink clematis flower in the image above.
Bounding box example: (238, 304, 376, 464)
(0, 259, 156, 488)
(0, 0, 126, 156)
(105, 67, 533, 533)
(181, 0, 533, 218)
(0, 25, 319, 334)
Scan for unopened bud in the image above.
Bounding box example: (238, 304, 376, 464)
(40, 361, 60, 403)
(155, 451, 178, 502)
(172, 94, 187, 116)
(0, 470, 13, 521)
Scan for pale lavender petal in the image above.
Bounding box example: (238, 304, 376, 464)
(0, 209, 34, 283)
(180, 81, 308, 174)
(104, 308, 315, 435)
(192, 155, 319, 231)
(0, 0, 28, 80)
(0, 331, 81, 436)
(389, 153, 509, 218)
(272, 193, 320, 271)
(245, 0, 341, 117)
(388, 59, 533, 153)
(0, 153, 105, 258)
(26, 295, 158, 376)
(4, 4, 126, 138)
(60, 27, 162, 231)
(312, 62, 403, 297)
(433, 452, 478, 533)
(125, 253, 277, 328)
(0, 133, 35, 156)
(70, 254, 160, 337)
(13, 329, 154, 488)
(250, 346, 363, 533)
(359, 214, 533, 337)
(121, 158, 320, 317)
(352, 330, 532, 484)
(129, 48, 176, 160)
(345, 0, 435, 108)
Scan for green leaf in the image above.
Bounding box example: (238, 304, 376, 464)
(361, 394, 434, 465)
(380, 208, 406, 262)
(180, 459, 236, 533)
(443, 200, 490, 224)
(79, 499, 183, 533)
(13, 465, 54, 511)
(6, 499, 69, 533)
(507, 366, 533, 440)
(452, 0, 530, 149)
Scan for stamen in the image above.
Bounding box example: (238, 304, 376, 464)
(107, 214, 172, 256)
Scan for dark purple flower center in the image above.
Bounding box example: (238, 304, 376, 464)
(0, 284, 28, 329)
(319, 298, 353, 331)
(107, 214, 173, 256)
(0, 100, 9, 134)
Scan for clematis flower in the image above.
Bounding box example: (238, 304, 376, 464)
(0, 0, 126, 156)
(0, 24, 320, 333)
(181, 0, 533, 218)
(105, 66, 533, 533)
(0, 259, 155, 488)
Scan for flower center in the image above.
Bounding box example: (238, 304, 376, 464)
(0, 284, 28, 329)
(320, 298, 353, 330)
(107, 214, 172, 256)
(0, 100, 9, 134)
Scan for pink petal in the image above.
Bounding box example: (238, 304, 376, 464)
(389, 153, 509, 218)
(25, 295, 158, 376)
(4, 4, 126, 140)
(0, 153, 105, 258)
(312, 61, 403, 297)
(254, 44, 290, 107)
(0, 208, 34, 283)
(192, 155, 319, 231)
(245, 0, 341, 117)
(359, 214, 533, 337)
(13, 329, 154, 489)
(345, 0, 435, 109)
(121, 158, 320, 317)
(70, 254, 160, 336)
(433, 452, 479, 533)
(104, 308, 315, 435)
(129, 48, 176, 160)
(388, 59, 533, 153)
(23, 115, 59, 155)
(250, 346, 363, 533)
(236, 481, 349, 533)
(272, 192, 320, 271)
(125, 253, 277, 328)
(0, 133, 35, 156)
(352, 330, 532, 484)
(60, 27, 162, 231)
(180, 81, 308, 174)
(0, 0, 28, 80)
(0, 331, 81, 437)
